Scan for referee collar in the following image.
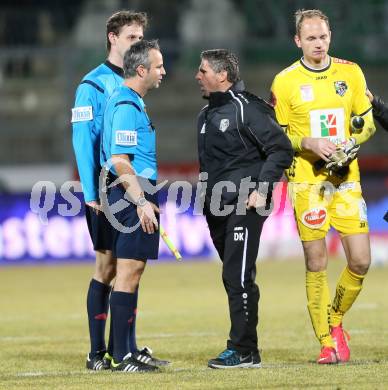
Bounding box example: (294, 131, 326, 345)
(104, 60, 124, 77)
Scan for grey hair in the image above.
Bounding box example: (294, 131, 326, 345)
(200, 49, 240, 83)
(123, 39, 160, 78)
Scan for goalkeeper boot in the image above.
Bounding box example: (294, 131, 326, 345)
(331, 324, 350, 362)
(208, 349, 261, 369)
(317, 346, 338, 364)
(86, 350, 111, 370)
(133, 346, 170, 367)
(111, 352, 158, 372)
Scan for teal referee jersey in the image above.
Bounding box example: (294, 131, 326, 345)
(101, 85, 157, 180)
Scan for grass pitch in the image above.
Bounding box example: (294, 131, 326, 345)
(1, 259, 388, 389)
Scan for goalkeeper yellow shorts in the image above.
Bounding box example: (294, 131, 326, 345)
(288, 182, 369, 241)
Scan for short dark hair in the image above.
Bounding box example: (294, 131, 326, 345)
(200, 49, 240, 84)
(106, 10, 148, 52)
(295, 9, 330, 37)
(123, 39, 160, 78)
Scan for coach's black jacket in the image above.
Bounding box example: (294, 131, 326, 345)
(371, 95, 388, 132)
(197, 80, 293, 208)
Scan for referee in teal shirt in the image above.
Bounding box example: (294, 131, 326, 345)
(101, 39, 167, 373)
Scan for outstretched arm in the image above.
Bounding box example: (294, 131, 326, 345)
(366, 90, 388, 132)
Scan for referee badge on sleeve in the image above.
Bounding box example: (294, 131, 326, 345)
(71, 106, 93, 122)
(116, 130, 137, 146)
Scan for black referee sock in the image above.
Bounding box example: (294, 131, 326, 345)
(110, 291, 136, 362)
(128, 288, 138, 353)
(86, 279, 110, 355)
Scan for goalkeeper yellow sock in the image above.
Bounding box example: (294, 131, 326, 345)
(306, 270, 334, 348)
(330, 266, 365, 327)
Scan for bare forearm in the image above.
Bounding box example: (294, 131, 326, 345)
(301, 137, 337, 161)
(112, 154, 144, 202)
(301, 137, 312, 151)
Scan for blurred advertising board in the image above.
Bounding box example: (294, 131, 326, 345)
(0, 182, 387, 265)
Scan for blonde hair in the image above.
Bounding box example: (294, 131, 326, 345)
(295, 9, 330, 36)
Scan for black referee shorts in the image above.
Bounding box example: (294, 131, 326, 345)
(85, 204, 113, 252)
(107, 184, 160, 261)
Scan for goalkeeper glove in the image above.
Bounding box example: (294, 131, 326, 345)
(325, 138, 360, 171)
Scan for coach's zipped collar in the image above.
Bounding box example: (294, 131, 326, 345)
(208, 80, 246, 109)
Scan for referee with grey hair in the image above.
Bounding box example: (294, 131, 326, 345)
(196, 49, 293, 369)
(101, 39, 168, 372)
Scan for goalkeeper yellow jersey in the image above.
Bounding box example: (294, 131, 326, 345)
(271, 56, 372, 184)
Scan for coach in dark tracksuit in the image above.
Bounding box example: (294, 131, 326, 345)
(196, 49, 293, 369)
(366, 90, 388, 131)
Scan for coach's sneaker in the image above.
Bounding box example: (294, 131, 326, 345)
(133, 346, 170, 367)
(331, 324, 350, 362)
(317, 346, 338, 364)
(208, 349, 262, 369)
(86, 350, 111, 370)
(111, 352, 159, 373)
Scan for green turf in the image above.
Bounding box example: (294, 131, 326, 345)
(1, 259, 388, 389)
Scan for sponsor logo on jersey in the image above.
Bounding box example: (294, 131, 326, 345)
(115, 130, 137, 146)
(310, 108, 345, 142)
(300, 84, 314, 102)
(219, 119, 230, 132)
(334, 81, 348, 97)
(332, 57, 354, 65)
(316, 75, 327, 80)
(71, 106, 93, 122)
(301, 208, 327, 229)
(320, 113, 338, 136)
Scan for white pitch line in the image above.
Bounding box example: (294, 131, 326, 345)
(2, 314, 83, 322)
(14, 359, 388, 379)
(14, 367, 210, 378)
(4, 329, 388, 344)
(353, 303, 379, 310)
(137, 331, 218, 339)
(0, 331, 219, 343)
(0, 336, 86, 342)
(16, 370, 98, 378)
(349, 329, 388, 334)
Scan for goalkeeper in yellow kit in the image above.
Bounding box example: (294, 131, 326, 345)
(271, 9, 376, 364)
